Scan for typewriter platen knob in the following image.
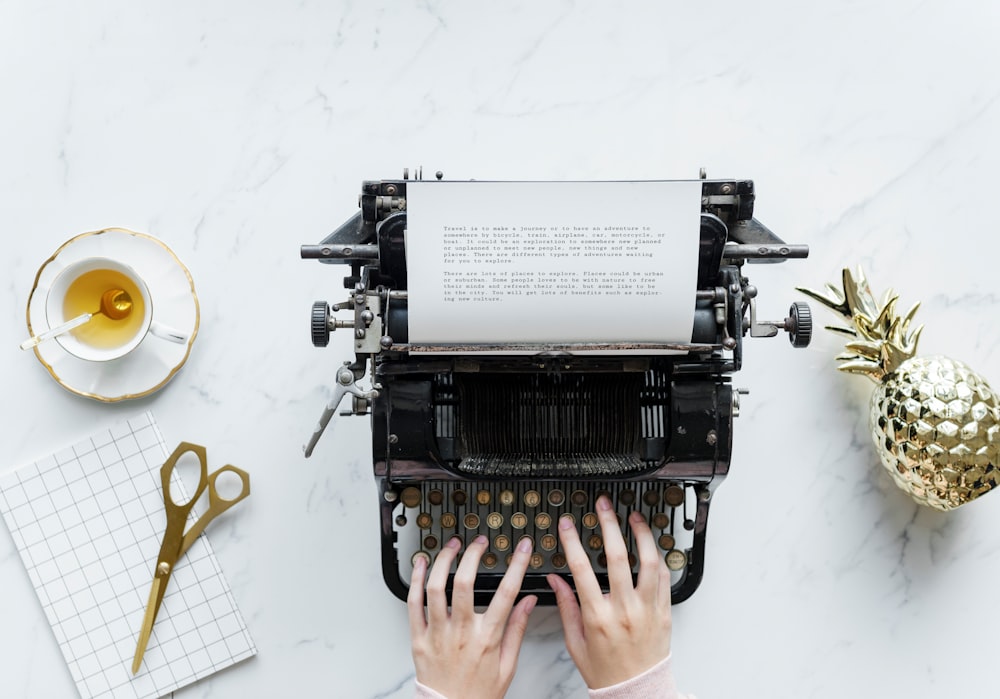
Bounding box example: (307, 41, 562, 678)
(311, 301, 331, 347)
(787, 302, 813, 348)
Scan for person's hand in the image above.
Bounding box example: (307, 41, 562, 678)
(408, 534, 538, 699)
(547, 495, 672, 689)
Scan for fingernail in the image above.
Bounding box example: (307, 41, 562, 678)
(518, 536, 533, 553)
(559, 515, 575, 530)
(524, 596, 538, 614)
(447, 536, 462, 549)
(630, 511, 644, 523)
(474, 534, 488, 546)
(413, 555, 427, 573)
(597, 495, 612, 511)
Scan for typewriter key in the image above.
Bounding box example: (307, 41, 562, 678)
(628, 552, 637, 568)
(499, 489, 515, 506)
(582, 512, 598, 529)
(570, 489, 588, 507)
(540, 533, 557, 551)
(482, 552, 498, 569)
(596, 489, 612, 504)
(588, 534, 603, 550)
(402, 487, 421, 508)
(423, 535, 439, 550)
(440, 512, 457, 529)
(427, 489, 444, 506)
(494, 534, 511, 551)
(651, 513, 670, 530)
(452, 489, 467, 506)
(416, 512, 433, 529)
(619, 489, 636, 506)
(529, 553, 544, 569)
(597, 553, 607, 568)
(664, 484, 685, 507)
(463, 513, 480, 529)
(534, 512, 552, 529)
(547, 489, 565, 506)
(643, 489, 660, 507)
(523, 490, 541, 508)
(560, 513, 576, 525)
(658, 534, 675, 550)
(395, 514, 407, 527)
(511, 512, 528, 529)
(505, 554, 513, 566)
(476, 489, 492, 506)
(411, 551, 431, 568)
(486, 512, 504, 529)
(552, 553, 567, 569)
(666, 549, 687, 571)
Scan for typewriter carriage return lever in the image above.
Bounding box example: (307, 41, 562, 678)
(300, 171, 810, 606)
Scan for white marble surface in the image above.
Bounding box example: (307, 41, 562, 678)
(3, 1, 1000, 697)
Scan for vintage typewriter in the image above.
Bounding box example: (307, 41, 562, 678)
(301, 170, 811, 604)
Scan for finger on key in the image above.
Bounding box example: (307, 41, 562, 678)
(595, 495, 632, 594)
(487, 534, 533, 629)
(628, 510, 660, 598)
(452, 535, 488, 617)
(426, 536, 462, 626)
(556, 514, 602, 607)
(407, 553, 429, 636)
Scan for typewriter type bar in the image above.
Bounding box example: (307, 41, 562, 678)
(301, 172, 811, 605)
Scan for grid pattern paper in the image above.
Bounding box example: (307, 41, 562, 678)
(0, 412, 256, 699)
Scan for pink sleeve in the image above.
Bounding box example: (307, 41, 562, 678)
(588, 654, 695, 699)
(414, 680, 449, 699)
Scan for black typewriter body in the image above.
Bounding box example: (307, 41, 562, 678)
(302, 174, 810, 605)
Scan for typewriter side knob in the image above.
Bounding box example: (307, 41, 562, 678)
(787, 302, 813, 348)
(311, 301, 331, 347)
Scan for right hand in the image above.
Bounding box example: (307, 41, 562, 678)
(546, 495, 673, 689)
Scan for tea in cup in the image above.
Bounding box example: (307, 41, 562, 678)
(44, 257, 188, 361)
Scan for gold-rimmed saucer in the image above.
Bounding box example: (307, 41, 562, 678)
(25, 228, 200, 401)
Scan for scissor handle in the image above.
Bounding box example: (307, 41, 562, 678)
(161, 442, 210, 512)
(179, 463, 251, 557)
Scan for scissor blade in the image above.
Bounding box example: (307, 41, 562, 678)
(132, 574, 166, 674)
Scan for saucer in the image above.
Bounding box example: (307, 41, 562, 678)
(26, 228, 200, 401)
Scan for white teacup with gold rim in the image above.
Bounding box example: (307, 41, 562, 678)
(44, 256, 188, 362)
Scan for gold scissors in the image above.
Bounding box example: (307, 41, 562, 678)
(132, 442, 250, 674)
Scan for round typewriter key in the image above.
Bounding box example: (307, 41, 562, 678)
(666, 549, 688, 571)
(628, 552, 637, 568)
(505, 554, 513, 566)
(560, 513, 576, 525)
(401, 487, 422, 508)
(570, 489, 588, 507)
(664, 484, 685, 507)
(476, 489, 492, 506)
(523, 490, 541, 508)
(494, 534, 511, 551)
(588, 534, 603, 550)
(486, 512, 504, 529)
(582, 512, 598, 529)
(540, 533, 557, 551)
(452, 489, 467, 506)
(395, 514, 407, 527)
(440, 512, 457, 529)
(511, 512, 528, 529)
(547, 489, 565, 506)
(423, 535, 439, 550)
(529, 553, 544, 569)
(411, 551, 431, 568)
(596, 489, 612, 504)
(463, 513, 480, 529)
(499, 489, 515, 506)
(482, 552, 498, 569)
(643, 489, 660, 507)
(416, 512, 433, 529)
(597, 553, 607, 568)
(534, 512, 552, 529)
(618, 489, 636, 506)
(652, 513, 670, 530)
(552, 552, 567, 569)
(684, 518, 695, 531)
(427, 489, 444, 506)
(658, 534, 676, 550)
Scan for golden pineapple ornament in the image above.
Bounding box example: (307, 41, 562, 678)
(799, 267, 1000, 511)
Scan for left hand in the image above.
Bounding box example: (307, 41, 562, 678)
(408, 534, 538, 699)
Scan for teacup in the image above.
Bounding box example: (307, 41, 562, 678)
(44, 257, 188, 362)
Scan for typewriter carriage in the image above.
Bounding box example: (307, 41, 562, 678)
(302, 173, 809, 605)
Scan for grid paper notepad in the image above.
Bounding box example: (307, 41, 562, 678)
(0, 412, 256, 699)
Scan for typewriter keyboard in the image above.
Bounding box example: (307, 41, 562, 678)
(392, 480, 697, 585)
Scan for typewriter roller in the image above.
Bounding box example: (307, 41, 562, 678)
(301, 171, 810, 605)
